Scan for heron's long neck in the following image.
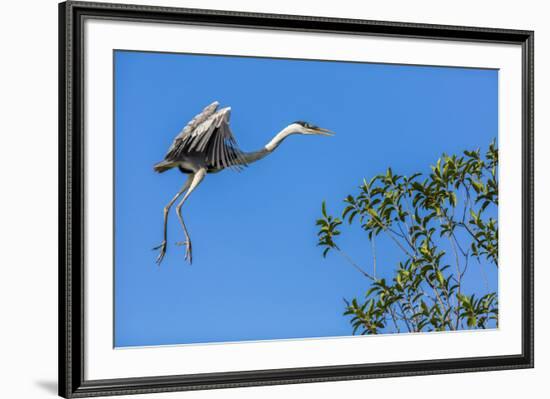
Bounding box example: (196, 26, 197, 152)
(241, 127, 296, 164)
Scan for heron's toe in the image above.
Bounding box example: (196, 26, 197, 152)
(154, 241, 167, 264)
(176, 240, 193, 264)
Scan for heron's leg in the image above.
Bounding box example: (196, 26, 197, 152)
(175, 168, 206, 264)
(153, 173, 195, 265)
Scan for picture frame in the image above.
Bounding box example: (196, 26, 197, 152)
(59, 1, 534, 397)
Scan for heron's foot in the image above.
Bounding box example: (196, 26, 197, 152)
(153, 240, 167, 265)
(175, 239, 193, 264)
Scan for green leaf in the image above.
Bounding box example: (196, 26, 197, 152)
(436, 270, 445, 286)
(449, 192, 457, 207)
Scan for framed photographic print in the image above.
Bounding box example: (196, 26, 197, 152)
(59, 1, 534, 397)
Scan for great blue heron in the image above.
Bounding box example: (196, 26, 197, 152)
(153, 101, 334, 264)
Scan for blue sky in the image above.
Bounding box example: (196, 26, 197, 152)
(114, 50, 498, 347)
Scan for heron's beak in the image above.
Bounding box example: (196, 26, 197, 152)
(310, 127, 335, 136)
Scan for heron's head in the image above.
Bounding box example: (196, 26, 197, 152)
(289, 121, 335, 136)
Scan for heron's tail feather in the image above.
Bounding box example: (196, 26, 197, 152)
(153, 160, 176, 173)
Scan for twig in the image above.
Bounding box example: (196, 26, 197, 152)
(334, 245, 376, 281)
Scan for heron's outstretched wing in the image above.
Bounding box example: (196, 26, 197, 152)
(164, 103, 248, 171)
(164, 101, 219, 160)
(200, 108, 248, 171)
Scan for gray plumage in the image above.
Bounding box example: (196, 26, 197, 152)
(154, 101, 247, 174)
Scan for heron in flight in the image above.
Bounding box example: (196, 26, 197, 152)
(153, 101, 334, 264)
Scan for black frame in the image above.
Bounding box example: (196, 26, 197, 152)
(59, 1, 534, 397)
